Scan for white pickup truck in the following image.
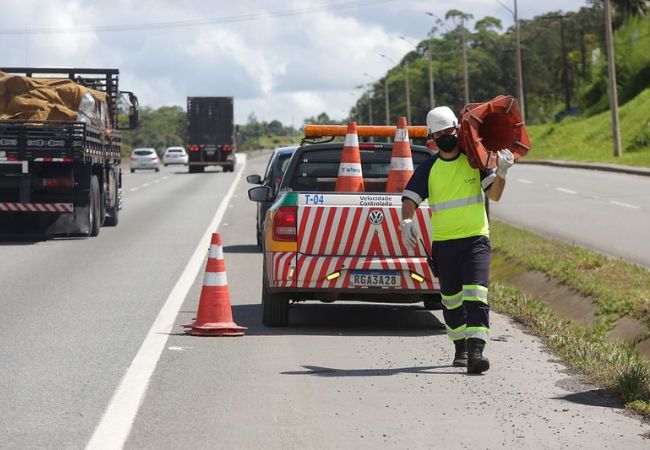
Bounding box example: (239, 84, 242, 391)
(248, 127, 441, 326)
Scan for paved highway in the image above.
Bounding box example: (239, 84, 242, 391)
(490, 164, 650, 268)
(1, 154, 648, 449)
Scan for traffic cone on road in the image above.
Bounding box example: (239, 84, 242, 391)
(335, 121, 365, 192)
(182, 233, 247, 336)
(385, 117, 414, 192)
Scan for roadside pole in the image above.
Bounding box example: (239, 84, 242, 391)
(604, 0, 622, 157)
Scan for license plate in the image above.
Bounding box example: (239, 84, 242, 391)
(349, 270, 400, 287)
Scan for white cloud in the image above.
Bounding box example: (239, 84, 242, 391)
(1, 0, 589, 125)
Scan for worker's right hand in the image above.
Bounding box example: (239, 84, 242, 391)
(399, 218, 418, 249)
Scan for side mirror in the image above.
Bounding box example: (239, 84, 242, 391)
(129, 107, 139, 129)
(248, 186, 272, 202)
(246, 174, 262, 184)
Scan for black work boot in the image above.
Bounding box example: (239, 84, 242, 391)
(452, 339, 468, 367)
(467, 338, 490, 374)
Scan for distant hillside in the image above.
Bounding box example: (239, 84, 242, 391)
(528, 88, 650, 167)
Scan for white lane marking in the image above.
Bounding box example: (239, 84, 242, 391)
(86, 154, 247, 450)
(609, 200, 641, 209)
(126, 177, 168, 194)
(517, 178, 533, 184)
(556, 187, 577, 194)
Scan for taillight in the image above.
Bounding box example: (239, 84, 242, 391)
(222, 145, 234, 152)
(43, 178, 74, 188)
(130, 156, 137, 160)
(273, 206, 297, 242)
(189, 145, 200, 152)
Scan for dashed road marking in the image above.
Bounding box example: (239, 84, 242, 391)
(609, 200, 641, 209)
(517, 178, 533, 184)
(556, 187, 577, 194)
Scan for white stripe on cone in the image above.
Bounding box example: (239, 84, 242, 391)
(390, 157, 414, 171)
(394, 128, 409, 142)
(208, 244, 224, 259)
(203, 271, 228, 287)
(343, 132, 359, 147)
(337, 162, 362, 177)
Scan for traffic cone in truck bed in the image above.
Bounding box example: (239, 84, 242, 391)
(335, 121, 365, 192)
(182, 233, 246, 336)
(385, 116, 414, 192)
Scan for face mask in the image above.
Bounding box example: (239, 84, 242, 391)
(434, 134, 459, 152)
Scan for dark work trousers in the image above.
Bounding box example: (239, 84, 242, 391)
(430, 235, 491, 342)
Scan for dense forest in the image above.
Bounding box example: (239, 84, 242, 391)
(350, 0, 649, 126)
(123, 0, 649, 153)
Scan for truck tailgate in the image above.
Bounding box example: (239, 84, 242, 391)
(296, 193, 431, 258)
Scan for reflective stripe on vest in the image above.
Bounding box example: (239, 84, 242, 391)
(430, 193, 484, 212)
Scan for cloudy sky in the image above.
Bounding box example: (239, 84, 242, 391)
(2, 0, 588, 126)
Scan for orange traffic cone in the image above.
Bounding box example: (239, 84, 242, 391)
(182, 233, 246, 336)
(385, 117, 414, 192)
(335, 121, 365, 192)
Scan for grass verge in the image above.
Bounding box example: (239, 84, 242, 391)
(490, 219, 650, 417)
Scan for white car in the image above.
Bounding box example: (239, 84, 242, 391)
(130, 148, 160, 172)
(163, 146, 189, 166)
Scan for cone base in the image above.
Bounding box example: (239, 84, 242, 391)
(182, 321, 247, 337)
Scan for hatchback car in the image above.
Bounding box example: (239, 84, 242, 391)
(246, 146, 297, 249)
(130, 148, 160, 172)
(163, 146, 189, 166)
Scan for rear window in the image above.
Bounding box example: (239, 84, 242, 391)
(287, 147, 431, 192)
(134, 149, 155, 156)
(167, 148, 184, 153)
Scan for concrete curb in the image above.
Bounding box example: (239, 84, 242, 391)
(518, 159, 650, 177)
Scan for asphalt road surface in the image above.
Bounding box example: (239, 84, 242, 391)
(1, 155, 648, 449)
(490, 164, 650, 268)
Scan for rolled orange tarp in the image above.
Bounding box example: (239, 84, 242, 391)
(459, 95, 531, 170)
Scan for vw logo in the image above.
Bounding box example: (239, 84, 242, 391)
(368, 210, 384, 225)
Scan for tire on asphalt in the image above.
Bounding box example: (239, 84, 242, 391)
(262, 268, 289, 326)
(89, 175, 101, 237)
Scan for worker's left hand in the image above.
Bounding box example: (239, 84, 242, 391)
(496, 148, 514, 178)
(399, 218, 419, 249)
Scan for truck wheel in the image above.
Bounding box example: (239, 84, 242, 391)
(104, 175, 119, 227)
(262, 271, 289, 326)
(89, 175, 101, 237)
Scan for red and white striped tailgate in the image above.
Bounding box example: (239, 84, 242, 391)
(298, 205, 431, 257)
(0, 202, 73, 212)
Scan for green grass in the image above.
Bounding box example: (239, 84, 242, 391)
(527, 88, 650, 167)
(489, 219, 650, 416)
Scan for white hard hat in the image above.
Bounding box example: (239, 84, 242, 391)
(426, 106, 458, 134)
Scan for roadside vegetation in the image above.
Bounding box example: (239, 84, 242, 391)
(490, 219, 650, 417)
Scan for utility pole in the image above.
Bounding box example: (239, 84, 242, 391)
(461, 16, 470, 104)
(513, 0, 525, 119)
(604, 0, 622, 157)
(428, 41, 435, 107)
(384, 77, 390, 125)
(559, 17, 570, 113)
(404, 60, 412, 124)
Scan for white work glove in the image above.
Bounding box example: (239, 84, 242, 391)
(496, 148, 514, 178)
(399, 218, 419, 249)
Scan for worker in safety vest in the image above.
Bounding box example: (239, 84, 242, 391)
(399, 106, 514, 374)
